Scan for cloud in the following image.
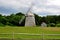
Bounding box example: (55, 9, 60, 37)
(32, 0, 60, 16)
(0, 0, 60, 16)
(47, 0, 60, 6)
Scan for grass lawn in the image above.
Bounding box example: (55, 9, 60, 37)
(0, 26, 60, 39)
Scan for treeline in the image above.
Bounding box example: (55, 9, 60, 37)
(0, 12, 60, 27)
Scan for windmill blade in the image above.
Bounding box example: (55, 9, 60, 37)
(19, 16, 25, 24)
(26, 2, 34, 15)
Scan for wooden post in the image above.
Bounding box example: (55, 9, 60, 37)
(12, 32, 14, 40)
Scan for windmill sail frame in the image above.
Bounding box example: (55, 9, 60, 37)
(19, 16, 25, 25)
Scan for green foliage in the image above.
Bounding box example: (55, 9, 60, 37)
(49, 23, 56, 27)
(34, 14, 41, 26)
(0, 23, 5, 27)
(0, 12, 60, 27)
(0, 12, 25, 26)
(56, 23, 60, 27)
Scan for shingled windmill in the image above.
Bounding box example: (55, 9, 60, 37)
(19, 3, 36, 27)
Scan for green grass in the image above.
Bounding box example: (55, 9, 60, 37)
(0, 26, 60, 39)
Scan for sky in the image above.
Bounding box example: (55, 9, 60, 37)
(0, 0, 60, 16)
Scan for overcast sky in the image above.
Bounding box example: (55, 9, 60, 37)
(0, 0, 60, 16)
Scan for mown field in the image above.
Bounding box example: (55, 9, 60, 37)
(0, 26, 60, 39)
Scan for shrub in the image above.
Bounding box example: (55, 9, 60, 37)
(56, 24, 60, 27)
(49, 23, 56, 27)
(0, 23, 5, 27)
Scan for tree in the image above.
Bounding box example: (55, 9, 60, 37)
(34, 14, 41, 26)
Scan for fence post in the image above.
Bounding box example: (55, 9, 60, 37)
(42, 33, 44, 40)
(12, 32, 14, 40)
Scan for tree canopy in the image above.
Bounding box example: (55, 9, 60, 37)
(0, 12, 60, 27)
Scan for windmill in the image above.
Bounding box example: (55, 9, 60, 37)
(19, 3, 36, 27)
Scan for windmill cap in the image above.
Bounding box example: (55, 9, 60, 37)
(27, 12, 34, 16)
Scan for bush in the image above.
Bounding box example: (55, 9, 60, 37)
(56, 24, 60, 27)
(0, 23, 5, 27)
(49, 23, 56, 27)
